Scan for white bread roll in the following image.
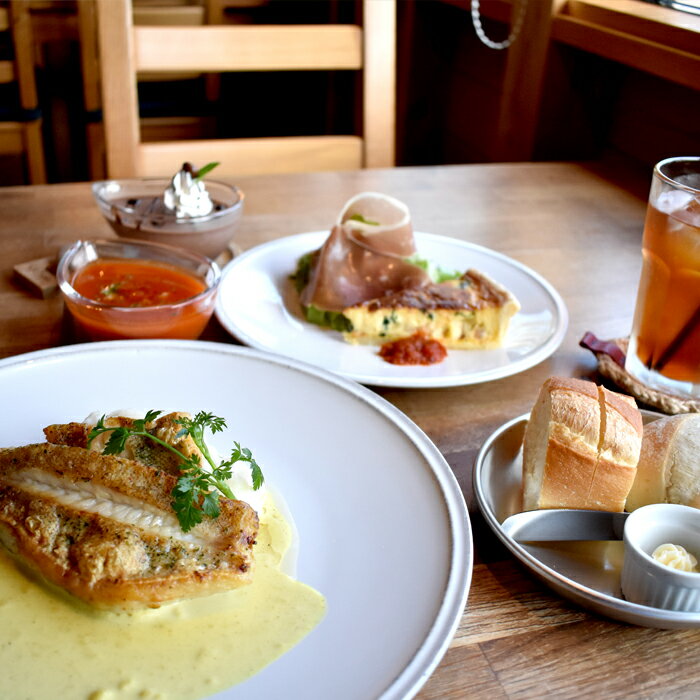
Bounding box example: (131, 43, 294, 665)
(522, 377, 643, 512)
(626, 413, 700, 511)
(588, 386, 645, 510)
(522, 377, 600, 510)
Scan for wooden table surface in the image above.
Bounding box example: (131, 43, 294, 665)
(2, 163, 699, 699)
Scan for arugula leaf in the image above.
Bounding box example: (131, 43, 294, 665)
(87, 410, 263, 533)
(194, 161, 220, 182)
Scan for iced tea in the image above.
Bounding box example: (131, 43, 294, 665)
(626, 157, 700, 397)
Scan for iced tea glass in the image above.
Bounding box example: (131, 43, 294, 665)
(625, 156, 700, 399)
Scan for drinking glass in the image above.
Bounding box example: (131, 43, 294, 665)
(625, 156, 700, 399)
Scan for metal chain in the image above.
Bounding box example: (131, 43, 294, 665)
(471, 0, 528, 50)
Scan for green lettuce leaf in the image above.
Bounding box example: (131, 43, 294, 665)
(406, 255, 461, 283)
(303, 304, 353, 332)
(290, 251, 315, 294)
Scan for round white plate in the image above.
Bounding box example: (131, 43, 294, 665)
(0, 340, 472, 699)
(215, 232, 568, 388)
(474, 412, 700, 629)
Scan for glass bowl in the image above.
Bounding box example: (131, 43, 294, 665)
(57, 239, 221, 341)
(92, 178, 244, 259)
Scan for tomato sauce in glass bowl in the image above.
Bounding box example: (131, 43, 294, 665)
(57, 239, 220, 341)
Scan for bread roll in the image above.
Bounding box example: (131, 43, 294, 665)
(522, 377, 642, 512)
(588, 387, 644, 510)
(626, 413, 700, 511)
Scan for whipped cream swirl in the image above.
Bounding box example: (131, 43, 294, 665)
(164, 162, 214, 218)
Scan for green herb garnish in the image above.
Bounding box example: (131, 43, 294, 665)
(99, 282, 121, 298)
(381, 311, 399, 329)
(348, 213, 380, 225)
(87, 410, 264, 532)
(193, 161, 220, 182)
(406, 255, 461, 283)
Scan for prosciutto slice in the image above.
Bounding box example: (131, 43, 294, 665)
(300, 193, 431, 312)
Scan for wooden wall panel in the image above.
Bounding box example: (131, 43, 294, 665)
(397, 1, 700, 172)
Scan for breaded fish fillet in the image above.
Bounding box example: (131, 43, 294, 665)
(0, 443, 258, 610)
(44, 412, 203, 477)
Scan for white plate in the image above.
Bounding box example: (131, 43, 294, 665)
(0, 340, 472, 699)
(215, 232, 568, 388)
(473, 413, 700, 629)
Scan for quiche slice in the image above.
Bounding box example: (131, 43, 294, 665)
(342, 269, 520, 349)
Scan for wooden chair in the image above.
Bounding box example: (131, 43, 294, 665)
(95, 0, 396, 178)
(78, 0, 217, 180)
(0, 0, 46, 184)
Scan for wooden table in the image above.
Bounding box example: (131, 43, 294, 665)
(2, 163, 698, 698)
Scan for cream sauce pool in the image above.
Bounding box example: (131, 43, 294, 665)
(0, 495, 326, 699)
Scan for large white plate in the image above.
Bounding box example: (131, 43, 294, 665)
(215, 232, 568, 388)
(474, 413, 700, 629)
(0, 340, 472, 699)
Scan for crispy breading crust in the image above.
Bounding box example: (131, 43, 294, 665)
(0, 443, 258, 610)
(44, 412, 205, 477)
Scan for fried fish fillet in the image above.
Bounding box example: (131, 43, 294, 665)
(44, 412, 203, 477)
(0, 443, 258, 610)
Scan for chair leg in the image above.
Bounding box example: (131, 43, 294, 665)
(24, 120, 47, 184)
(86, 121, 106, 180)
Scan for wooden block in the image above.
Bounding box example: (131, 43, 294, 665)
(214, 241, 243, 268)
(13, 256, 57, 298)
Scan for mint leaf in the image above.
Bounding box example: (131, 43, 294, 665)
(194, 161, 220, 182)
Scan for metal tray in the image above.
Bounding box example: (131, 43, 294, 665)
(473, 412, 700, 629)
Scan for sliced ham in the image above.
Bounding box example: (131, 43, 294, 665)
(300, 193, 430, 312)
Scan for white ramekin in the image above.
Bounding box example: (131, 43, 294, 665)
(621, 503, 700, 611)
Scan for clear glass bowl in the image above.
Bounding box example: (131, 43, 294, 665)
(57, 239, 221, 341)
(92, 178, 244, 259)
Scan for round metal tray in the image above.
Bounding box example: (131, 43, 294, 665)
(473, 412, 700, 629)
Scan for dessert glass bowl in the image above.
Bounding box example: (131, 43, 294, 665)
(621, 503, 700, 612)
(57, 239, 221, 341)
(92, 178, 244, 259)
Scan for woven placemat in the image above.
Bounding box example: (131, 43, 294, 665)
(580, 332, 700, 415)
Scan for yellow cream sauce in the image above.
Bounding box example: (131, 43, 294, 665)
(0, 496, 325, 700)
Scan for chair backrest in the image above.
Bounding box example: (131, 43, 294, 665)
(95, 0, 396, 178)
(0, 2, 35, 107)
(0, 0, 46, 183)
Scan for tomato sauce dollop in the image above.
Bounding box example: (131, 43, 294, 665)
(379, 331, 448, 365)
(72, 259, 206, 307)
